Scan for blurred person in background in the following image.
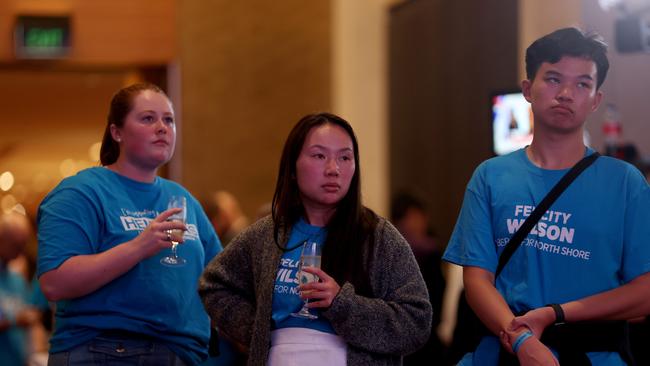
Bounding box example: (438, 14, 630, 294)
(0, 212, 43, 366)
(254, 202, 272, 222)
(202, 190, 249, 247)
(4, 212, 51, 366)
(37, 83, 222, 365)
(390, 192, 447, 365)
(199, 112, 431, 365)
(437, 262, 464, 362)
(201, 191, 250, 366)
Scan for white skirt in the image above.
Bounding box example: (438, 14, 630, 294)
(267, 328, 347, 366)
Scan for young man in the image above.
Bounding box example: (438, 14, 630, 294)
(443, 28, 650, 365)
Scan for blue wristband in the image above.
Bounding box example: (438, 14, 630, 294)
(512, 330, 533, 354)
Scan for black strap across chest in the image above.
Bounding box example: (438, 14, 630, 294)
(494, 152, 600, 278)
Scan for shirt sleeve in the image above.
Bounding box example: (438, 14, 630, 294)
(37, 187, 102, 276)
(443, 165, 499, 273)
(620, 173, 650, 282)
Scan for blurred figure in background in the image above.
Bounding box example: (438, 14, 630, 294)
(0, 212, 43, 366)
(201, 191, 250, 366)
(255, 202, 272, 222)
(437, 262, 463, 359)
(391, 192, 447, 365)
(28, 275, 51, 366)
(202, 190, 249, 247)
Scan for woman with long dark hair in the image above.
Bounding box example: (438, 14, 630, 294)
(199, 112, 431, 365)
(37, 83, 222, 365)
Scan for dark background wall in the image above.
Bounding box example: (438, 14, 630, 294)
(389, 0, 519, 245)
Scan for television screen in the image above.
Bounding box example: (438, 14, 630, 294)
(491, 91, 533, 155)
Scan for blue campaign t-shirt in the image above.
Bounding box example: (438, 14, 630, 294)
(443, 148, 650, 365)
(271, 218, 335, 334)
(37, 167, 222, 365)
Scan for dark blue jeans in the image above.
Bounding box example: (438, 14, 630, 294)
(47, 333, 188, 366)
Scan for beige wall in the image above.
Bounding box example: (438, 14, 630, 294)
(332, 0, 396, 216)
(178, 1, 331, 218)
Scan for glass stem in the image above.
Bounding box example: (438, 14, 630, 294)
(171, 242, 178, 259)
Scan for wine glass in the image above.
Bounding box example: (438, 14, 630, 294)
(160, 195, 187, 267)
(290, 241, 322, 319)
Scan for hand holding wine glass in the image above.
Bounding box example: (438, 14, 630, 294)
(290, 241, 322, 319)
(297, 266, 340, 309)
(160, 196, 187, 267)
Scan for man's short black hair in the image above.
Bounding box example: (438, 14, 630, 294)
(526, 27, 609, 89)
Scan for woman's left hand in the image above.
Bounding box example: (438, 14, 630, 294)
(299, 267, 341, 309)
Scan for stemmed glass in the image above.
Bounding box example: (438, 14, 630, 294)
(290, 241, 322, 319)
(160, 195, 187, 267)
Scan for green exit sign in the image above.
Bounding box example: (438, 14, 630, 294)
(14, 16, 71, 59)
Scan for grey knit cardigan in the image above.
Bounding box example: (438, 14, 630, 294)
(199, 215, 432, 366)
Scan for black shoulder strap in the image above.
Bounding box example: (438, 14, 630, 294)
(494, 152, 600, 278)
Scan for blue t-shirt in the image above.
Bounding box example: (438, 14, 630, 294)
(443, 148, 650, 365)
(37, 167, 222, 365)
(0, 265, 30, 366)
(271, 218, 335, 334)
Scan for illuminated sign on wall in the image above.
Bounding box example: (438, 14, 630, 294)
(14, 16, 71, 59)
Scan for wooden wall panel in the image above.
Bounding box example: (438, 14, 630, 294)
(179, 1, 331, 218)
(0, 0, 176, 65)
